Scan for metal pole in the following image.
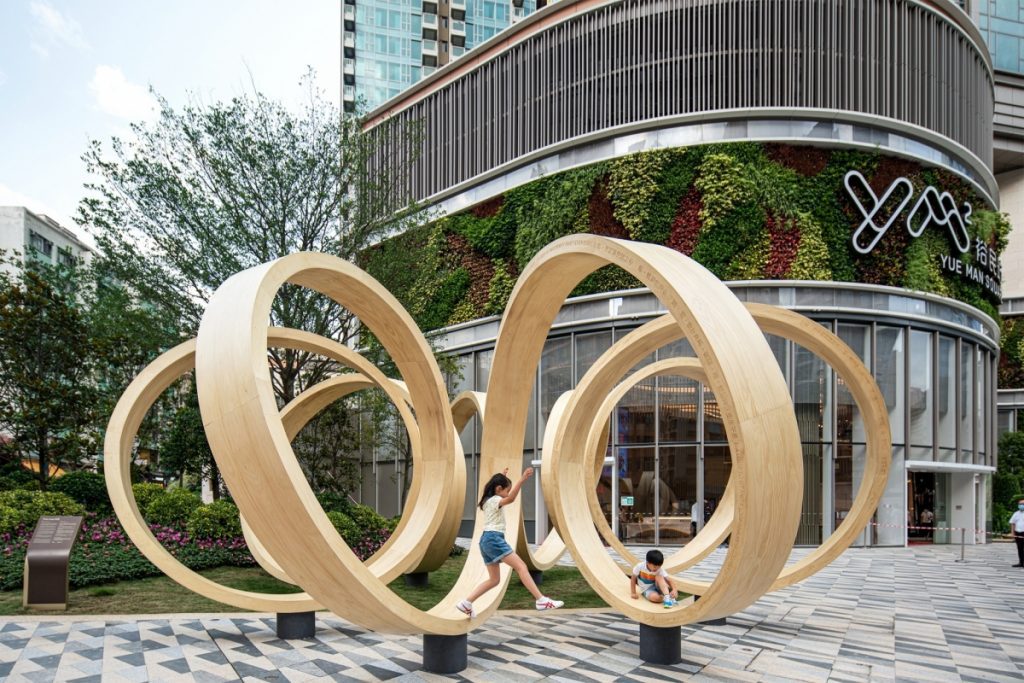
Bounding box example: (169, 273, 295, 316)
(959, 527, 965, 562)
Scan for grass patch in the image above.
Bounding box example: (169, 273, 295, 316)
(0, 556, 609, 615)
(387, 554, 608, 611)
(0, 566, 301, 616)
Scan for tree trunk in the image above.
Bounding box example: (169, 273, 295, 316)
(210, 458, 220, 501)
(37, 429, 48, 491)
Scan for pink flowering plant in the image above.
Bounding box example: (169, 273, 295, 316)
(1, 502, 399, 590)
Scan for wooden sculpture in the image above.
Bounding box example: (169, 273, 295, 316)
(104, 235, 891, 635)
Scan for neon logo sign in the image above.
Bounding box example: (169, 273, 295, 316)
(844, 170, 1001, 298)
(844, 170, 972, 255)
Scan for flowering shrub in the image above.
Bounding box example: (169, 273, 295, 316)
(131, 482, 166, 512)
(186, 499, 242, 540)
(0, 490, 84, 534)
(145, 487, 201, 527)
(0, 511, 255, 591)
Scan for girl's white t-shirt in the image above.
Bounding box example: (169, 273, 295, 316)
(482, 495, 505, 532)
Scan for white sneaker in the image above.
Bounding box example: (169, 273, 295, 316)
(456, 600, 476, 618)
(535, 597, 563, 611)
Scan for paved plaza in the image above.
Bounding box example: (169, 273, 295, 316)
(1, 542, 1022, 682)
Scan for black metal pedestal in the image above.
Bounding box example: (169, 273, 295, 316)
(638, 624, 681, 665)
(694, 594, 727, 625)
(422, 633, 468, 674)
(276, 611, 316, 639)
(529, 569, 543, 586)
(404, 572, 429, 587)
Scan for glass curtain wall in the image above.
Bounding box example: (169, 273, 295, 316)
(424, 316, 996, 547)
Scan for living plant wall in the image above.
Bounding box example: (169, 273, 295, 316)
(362, 142, 1010, 362)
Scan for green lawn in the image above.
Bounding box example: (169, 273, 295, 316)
(0, 554, 609, 616)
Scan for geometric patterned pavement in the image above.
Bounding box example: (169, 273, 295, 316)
(1, 543, 1022, 682)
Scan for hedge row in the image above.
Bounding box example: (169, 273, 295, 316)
(0, 485, 397, 591)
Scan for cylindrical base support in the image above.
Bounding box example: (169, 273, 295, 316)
(638, 624, 681, 665)
(423, 633, 468, 674)
(694, 594, 727, 626)
(529, 569, 543, 586)
(276, 612, 315, 639)
(404, 572, 429, 587)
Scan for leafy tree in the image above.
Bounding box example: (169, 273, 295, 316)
(159, 380, 219, 498)
(77, 74, 425, 501)
(0, 264, 98, 488)
(78, 73, 419, 406)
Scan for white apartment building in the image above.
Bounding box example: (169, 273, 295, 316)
(0, 206, 92, 277)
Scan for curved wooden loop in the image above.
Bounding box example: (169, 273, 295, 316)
(103, 337, 316, 613)
(276, 373, 465, 575)
(195, 253, 486, 635)
(579, 358, 732, 576)
(104, 324, 463, 610)
(562, 306, 890, 595)
(489, 235, 803, 626)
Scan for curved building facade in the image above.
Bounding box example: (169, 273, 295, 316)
(358, 0, 1005, 547)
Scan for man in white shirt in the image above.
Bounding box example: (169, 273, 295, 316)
(1011, 498, 1024, 568)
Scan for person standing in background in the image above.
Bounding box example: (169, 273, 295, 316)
(1010, 498, 1024, 568)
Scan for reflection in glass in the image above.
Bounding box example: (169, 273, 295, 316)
(659, 446, 697, 545)
(658, 376, 698, 442)
(937, 336, 956, 462)
(617, 378, 656, 444)
(540, 336, 571, 444)
(576, 331, 612, 382)
(618, 446, 656, 544)
(703, 385, 725, 442)
(837, 324, 870, 444)
(960, 342, 974, 462)
(909, 330, 932, 452)
(976, 348, 986, 463)
(703, 445, 732, 533)
(875, 327, 905, 444)
(794, 341, 831, 443)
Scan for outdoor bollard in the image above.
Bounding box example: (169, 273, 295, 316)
(529, 569, 543, 586)
(403, 572, 429, 588)
(959, 527, 966, 562)
(23, 515, 83, 610)
(276, 611, 316, 639)
(422, 633, 468, 674)
(638, 623, 681, 665)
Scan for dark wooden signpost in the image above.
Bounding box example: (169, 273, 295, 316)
(23, 515, 83, 610)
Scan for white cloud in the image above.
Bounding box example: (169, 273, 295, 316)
(89, 65, 158, 122)
(29, 1, 88, 57)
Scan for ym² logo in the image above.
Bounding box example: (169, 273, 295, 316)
(844, 170, 972, 255)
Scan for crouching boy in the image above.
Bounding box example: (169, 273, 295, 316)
(630, 549, 679, 607)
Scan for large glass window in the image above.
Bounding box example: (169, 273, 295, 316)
(539, 336, 571, 443)
(703, 445, 732, 529)
(937, 336, 957, 462)
(961, 342, 975, 462)
(908, 330, 933, 459)
(659, 446, 697, 544)
(875, 327, 906, 445)
(794, 340, 831, 444)
(619, 446, 656, 544)
(575, 331, 611, 381)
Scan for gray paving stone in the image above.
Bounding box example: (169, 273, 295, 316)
(0, 543, 1023, 680)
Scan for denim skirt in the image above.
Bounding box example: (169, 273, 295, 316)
(480, 530, 513, 565)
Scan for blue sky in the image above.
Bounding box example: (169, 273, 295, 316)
(0, 1, 340, 247)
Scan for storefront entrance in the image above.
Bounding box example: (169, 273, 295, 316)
(907, 472, 951, 544)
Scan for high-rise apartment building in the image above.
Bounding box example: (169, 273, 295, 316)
(0, 207, 92, 278)
(343, 0, 538, 112)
